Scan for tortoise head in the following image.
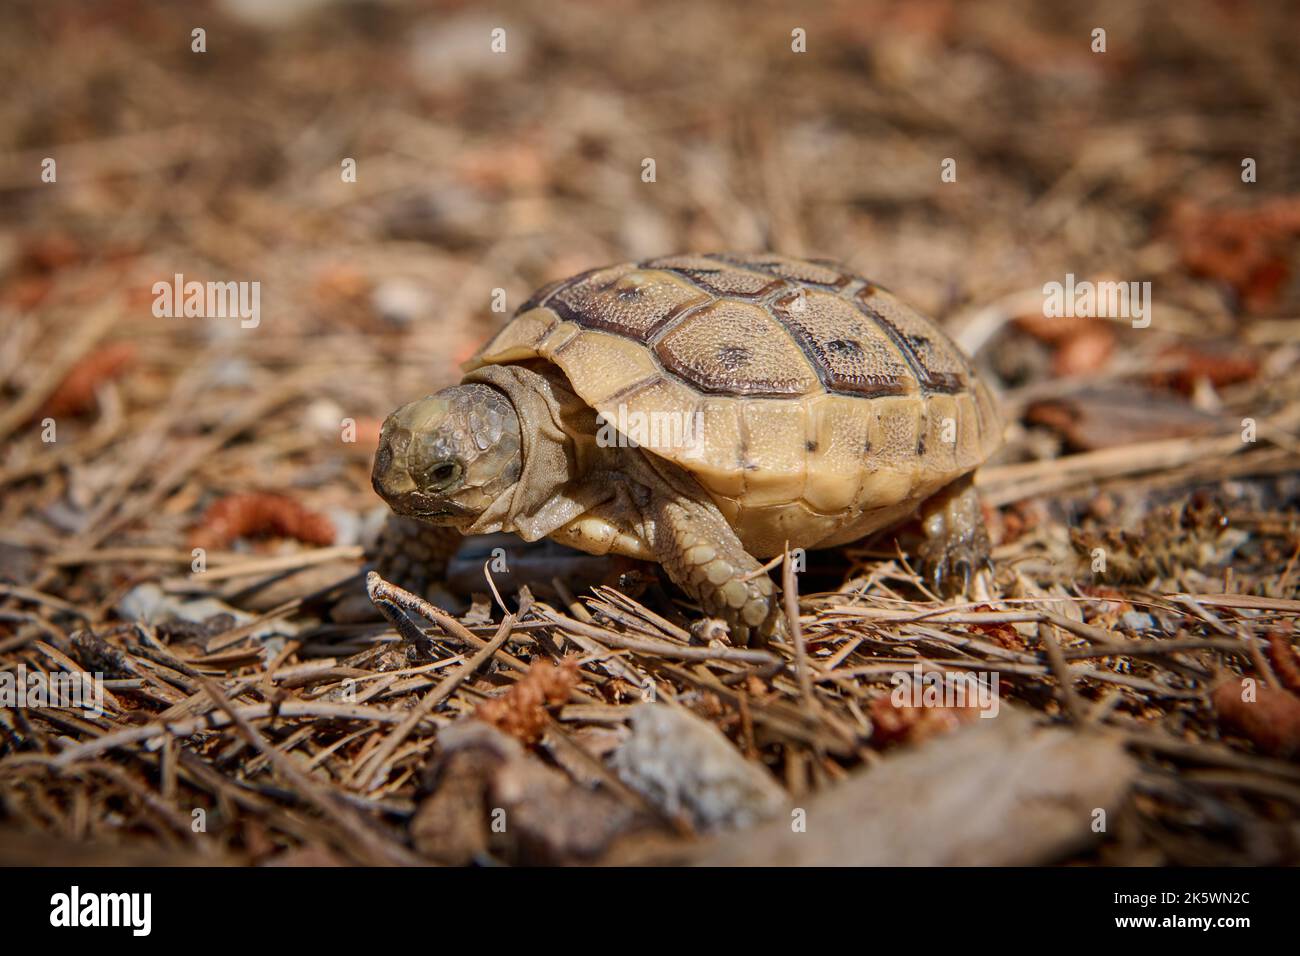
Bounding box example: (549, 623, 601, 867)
(371, 383, 522, 526)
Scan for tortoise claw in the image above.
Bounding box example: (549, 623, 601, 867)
(930, 557, 947, 595)
(921, 538, 987, 598)
(917, 477, 992, 599)
(955, 557, 973, 594)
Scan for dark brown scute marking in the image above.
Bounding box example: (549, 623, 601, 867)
(710, 253, 852, 290)
(517, 278, 564, 314)
(518, 267, 607, 314)
(805, 439, 818, 452)
(672, 267, 787, 299)
(547, 265, 708, 342)
(516, 255, 977, 405)
(769, 289, 914, 398)
(852, 286, 966, 394)
(855, 279, 897, 298)
(599, 373, 663, 405)
(716, 344, 751, 371)
(639, 253, 790, 299)
(654, 300, 817, 397)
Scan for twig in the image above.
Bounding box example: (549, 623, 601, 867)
(360, 613, 515, 791)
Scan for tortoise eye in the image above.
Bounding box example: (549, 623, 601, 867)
(422, 460, 463, 489)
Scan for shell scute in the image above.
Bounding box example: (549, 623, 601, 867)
(466, 254, 1002, 550)
(654, 300, 819, 397)
(643, 254, 789, 299)
(547, 264, 706, 341)
(714, 253, 853, 289)
(854, 285, 969, 394)
(770, 288, 917, 398)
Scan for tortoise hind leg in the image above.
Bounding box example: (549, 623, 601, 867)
(916, 473, 992, 597)
(648, 494, 783, 647)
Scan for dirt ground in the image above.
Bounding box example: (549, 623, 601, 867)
(1, 0, 1299, 866)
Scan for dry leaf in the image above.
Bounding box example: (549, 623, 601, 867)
(1166, 198, 1300, 311)
(44, 342, 137, 417)
(869, 695, 982, 746)
(474, 658, 580, 745)
(189, 492, 336, 551)
(1150, 343, 1260, 394)
(1268, 632, 1300, 695)
(1212, 676, 1300, 759)
(1051, 325, 1115, 377)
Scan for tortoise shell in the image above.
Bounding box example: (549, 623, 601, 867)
(464, 253, 1002, 557)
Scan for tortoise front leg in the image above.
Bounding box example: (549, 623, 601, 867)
(648, 494, 783, 647)
(371, 514, 463, 600)
(916, 473, 992, 596)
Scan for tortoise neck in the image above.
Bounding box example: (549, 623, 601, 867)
(457, 364, 585, 538)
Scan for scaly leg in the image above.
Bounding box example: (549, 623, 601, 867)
(916, 473, 992, 596)
(648, 494, 783, 647)
(371, 514, 463, 600)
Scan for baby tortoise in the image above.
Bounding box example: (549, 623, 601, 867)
(371, 253, 1002, 645)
